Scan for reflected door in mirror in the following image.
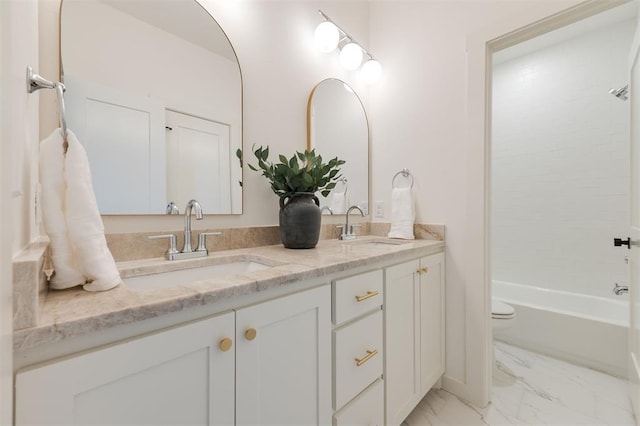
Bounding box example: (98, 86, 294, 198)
(166, 111, 231, 214)
(65, 76, 166, 214)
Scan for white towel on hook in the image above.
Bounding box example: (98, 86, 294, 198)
(387, 186, 415, 240)
(40, 129, 85, 289)
(39, 128, 121, 292)
(64, 130, 121, 291)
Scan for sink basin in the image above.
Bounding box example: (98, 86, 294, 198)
(123, 258, 273, 292)
(346, 239, 410, 248)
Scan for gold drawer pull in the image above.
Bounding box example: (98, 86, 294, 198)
(245, 328, 257, 341)
(416, 267, 429, 275)
(355, 290, 379, 302)
(219, 337, 233, 352)
(355, 349, 378, 367)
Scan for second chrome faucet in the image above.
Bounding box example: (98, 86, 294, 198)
(338, 205, 365, 241)
(150, 199, 221, 261)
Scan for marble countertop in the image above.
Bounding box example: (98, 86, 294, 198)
(14, 236, 444, 353)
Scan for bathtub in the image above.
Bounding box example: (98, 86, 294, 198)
(493, 280, 629, 378)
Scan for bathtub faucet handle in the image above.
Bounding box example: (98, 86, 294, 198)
(613, 283, 629, 295)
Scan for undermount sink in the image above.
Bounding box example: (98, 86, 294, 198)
(123, 257, 274, 292)
(345, 238, 410, 248)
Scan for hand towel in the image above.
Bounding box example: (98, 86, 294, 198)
(387, 186, 415, 240)
(329, 186, 347, 214)
(39, 129, 86, 289)
(64, 130, 122, 292)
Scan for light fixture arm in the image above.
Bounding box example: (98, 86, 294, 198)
(317, 9, 377, 61)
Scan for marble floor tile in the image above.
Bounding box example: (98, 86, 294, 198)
(404, 342, 635, 426)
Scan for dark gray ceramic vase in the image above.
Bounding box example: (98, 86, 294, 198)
(279, 193, 321, 249)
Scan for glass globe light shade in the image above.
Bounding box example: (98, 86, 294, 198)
(340, 42, 363, 70)
(314, 22, 339, 53)
(361, 59, 382, 84)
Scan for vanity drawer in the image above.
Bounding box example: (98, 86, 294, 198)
(334, 310, 383, 410)
(333, 269, 383, 325)
(333, 378, 384, 426)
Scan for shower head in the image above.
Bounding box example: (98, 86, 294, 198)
(609, 84, 629, 101)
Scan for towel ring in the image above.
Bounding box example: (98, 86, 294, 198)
(392, 168, 414, 189)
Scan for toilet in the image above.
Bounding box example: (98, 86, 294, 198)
(492, 299, 516, 329)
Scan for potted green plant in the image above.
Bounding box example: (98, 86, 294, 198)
(239, 146, 345, 249)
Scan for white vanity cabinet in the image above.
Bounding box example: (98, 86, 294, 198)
(15, 312, 236, 425)
(235, 284, 331, 426)
(16, 284, 331, 426)
(384, 252, 445, 426)
(331, 269, 385, 426)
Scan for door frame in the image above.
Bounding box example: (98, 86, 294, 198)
(464, 0, 632, 406)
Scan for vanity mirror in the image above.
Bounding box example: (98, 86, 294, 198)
(60, 0, 242, 215)
(307, 79, 369, 215)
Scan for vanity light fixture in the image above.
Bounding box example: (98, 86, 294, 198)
(340, 42, 363, 70)
(314, 21, 340, 53)
(315, 10, 382, 83)
(361, 59, 382, 84)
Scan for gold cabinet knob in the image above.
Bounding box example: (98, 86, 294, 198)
(416, 268, 422, 275)
(245, 328, 257, 341)
(219, 337, 233, 352)
(422, 267, 429, 274)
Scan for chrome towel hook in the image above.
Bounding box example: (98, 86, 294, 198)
(27, 66, 68, 145)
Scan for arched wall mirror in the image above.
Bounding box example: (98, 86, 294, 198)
(307, 78, 369, 215)
(60, 0, 242, 215)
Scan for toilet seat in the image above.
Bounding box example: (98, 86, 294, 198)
(492, 299, 515, 320)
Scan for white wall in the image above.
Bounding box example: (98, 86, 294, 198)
(492, 20, 635, 299)
(2, 0, 41, 423)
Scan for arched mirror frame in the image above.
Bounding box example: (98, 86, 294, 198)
(58, 0, 244, 216)
(307, 78, 370, 215)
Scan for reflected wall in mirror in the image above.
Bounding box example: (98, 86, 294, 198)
(60, 0, 242, 215)
(308, 79, 369, 215)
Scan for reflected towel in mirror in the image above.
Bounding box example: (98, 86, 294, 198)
(329, 187, 348, 214)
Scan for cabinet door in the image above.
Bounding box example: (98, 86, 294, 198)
(419, 252, 446, 396)
(15, 312, 235, 425)
(384, 259, 421, 426)
(236, 285, 331, 426)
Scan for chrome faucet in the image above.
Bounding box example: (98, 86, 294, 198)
(321, 206, 334, 215)
(183, 199, 203, 253)
(148, 199, 221, 261)
(613, 283, 629, 295)
(338, 205, 365, 240)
